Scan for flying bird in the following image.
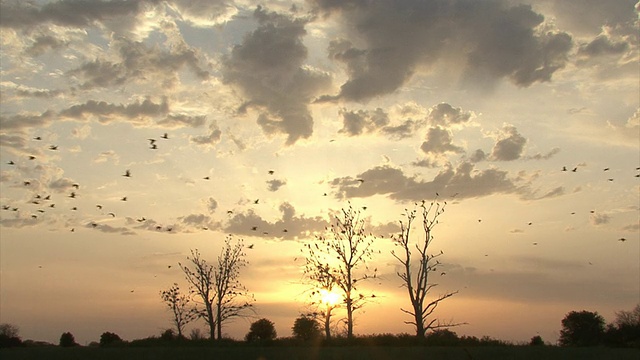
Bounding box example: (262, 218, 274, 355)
(108, 212, 116, 217)
(254, 199, 259, 204)
(203, 176, 210, 180)
(251, 226, 257, 231)
(123, 169, 131, 177)
(161, 133, 169, 139)
(603, 168, 610, 171)
(618, 238, 627, 242)
(561, 166, 567, 171)
(268, 170, 274, 175)
(247, 244, 254, 249)
(7, 160, 14, 165)
(72, 183, 80, 189)
(571, 167, 577, 172)
(28, 156, 36, 160)
(121, 196, 127, 201)
(49, 145, 58, 150)
(33, 136, 42, 140)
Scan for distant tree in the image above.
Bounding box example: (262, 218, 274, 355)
(424, 328, 459, 346)
(559, 310, 605, 346)
(99, 332, 123, 347)
(0, 323, 22, 348)
(530, 335, 544, 346)
(160, 329, 176, 341)
(59, 332, 78, 347)
(302, 205, 378, 339)
(245, 318, 277, 342)
(605, 304, 640, 347)
(614, 304, 640, 328)
(292, 315, 322, 341)
(189, 328, 205, 341)
(391, 199, 462, 338)
(160, 283, 197, 338)
(180, 236, 254, 341)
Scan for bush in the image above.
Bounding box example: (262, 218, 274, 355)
(529, 335, 544, 346)
(245, 318, 277, 342)
(59, 332, 78, 347)
(99, 332, 123, 347)
(292, 316, 322, 341)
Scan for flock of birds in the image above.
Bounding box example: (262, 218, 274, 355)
(1, 134, 638, 256)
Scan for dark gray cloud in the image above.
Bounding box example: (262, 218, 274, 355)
(222, 7, 331, 145)
(206, 198, 218, 213)
(311, 0, 573, 101)
(427, 103, 473, 126)
(469, 149, 487, 163)
(25, 34, 67, 56)
(59, 98, 169, 124)
(331, 162, 520, 201)
(0, 111, 54, 131)
(541, 0, 638, 36)
(420, 127, 464, 155)
(0, 0, 142, 29)
(337, 107, 425, 139)
(527, 147, 560, 160)
(157, 114, 207, 128)
(266, 179, 286, 192)
(191, 121, 222, 146)
(590, 213, 611, 226)
(224, 202, 327, 239)
(490, 125, 527, 161)
(69, 39, 209, 89)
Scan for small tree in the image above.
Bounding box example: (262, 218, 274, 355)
(160, 283, 197, 338)
(0, 323, 22, 348)
(99, 332, 123, 347)
(530, 335, 544, 346)
(59, 332, 78, 347)
(245, 318, 277, 342)
(391, 199, 462, 338)
(292, 315, 322, 341)
(303, 205, 377, 339)
(180, 236, 254, 341)
(559, 310, 605, 346)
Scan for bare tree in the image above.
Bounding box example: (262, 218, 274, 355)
(180, 236, 254, 341)
(303, 204, 377, 339)
(303, 262, 339, 340)
(391, 199, 462, 338)
(160, 283, 197, 338)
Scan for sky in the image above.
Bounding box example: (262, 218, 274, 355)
(0, 0, 638, 346)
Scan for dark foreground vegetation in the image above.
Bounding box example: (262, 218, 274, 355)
(1, 343, 639, 360)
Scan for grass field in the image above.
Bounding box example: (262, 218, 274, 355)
(1, 346, 639, 360)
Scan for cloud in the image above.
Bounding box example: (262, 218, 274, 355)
(168, 0, 238, 27)
(86, 222, 136, 236)
(337, 106, 425, 140)
(266, 179, 286, 192)
(420, 127, 464, 155)
(68, 37, 209, 89)
(0, 0, 142, 30)
(527, 147, 561, 160)
(590, 213, 611, 226)
(427, 103, 474, 126)
(223, 202, 327, 239)
(490, 125, 527, 161)
(331, 162, 521, 201)
(311, 0, 573, 101)
(191, 121, 222, 147)
(206, 197, 218, 214)
(222, 6, 331, 145)
(578, 34, 630, 58)
(59, 98, 169, 124)
(0, 111, 54, 131)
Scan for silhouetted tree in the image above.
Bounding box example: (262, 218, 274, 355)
(530, 335, 544, 346)
(99, 332, 123, 347)
(292, 315, 322, 341)
(180, 236, 254, 341)
(160, 329, 176, 341)
(303, 205, 377, 339)
(559, 310, 605, 346)
(302, 261, 339, 340)
(59, 332, 78, 347)
(245, 318, 277, 342)
(605, 304, 640, 347)
(391, 199, 462, 338)
(160, 283, 197, 338)
(0, 323, 22, 348)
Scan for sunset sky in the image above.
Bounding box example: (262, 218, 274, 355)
(1, 0, 638, 345)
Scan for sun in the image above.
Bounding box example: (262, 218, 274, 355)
(319, 288, 341, 307)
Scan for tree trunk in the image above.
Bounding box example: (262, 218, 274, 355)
(324, 308, 332, 340)
(216, 303, 222, 341)
(346, 298, 354, 339)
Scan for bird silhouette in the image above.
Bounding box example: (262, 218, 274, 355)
(121, 196, 127, 201)
(136, 217, 146, 222)
(33, 136, 42, 140)
(72, 183, 80, 189)
(203, 176, 210, 180)
(603, 168, 610, 171)
(49, 145, 58, 150)
(7, 160, 14, 165)
(561, 166, 567, 171)
(247, 244, 254, 249)
(268, 170, 274, 175)
(28, 156, 36, 160)
(251, 226, 257, 231)
(108, 212, 116, 217)
(161, 133, 169, 139)
(123, 169, 131, 177)
(571, 167, 577, 172)
(254, 199, 259, 204)
(69, 192, 76, 198)
(618, 238, 627, 242)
